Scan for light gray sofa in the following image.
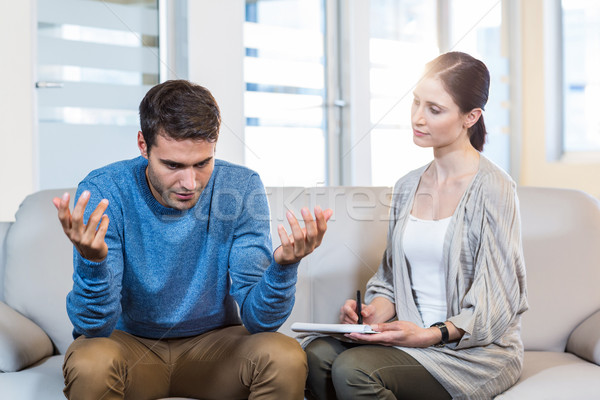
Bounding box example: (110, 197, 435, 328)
(1, 186, 600, 399)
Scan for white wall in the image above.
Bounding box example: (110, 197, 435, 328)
(0, 0, 36, 221)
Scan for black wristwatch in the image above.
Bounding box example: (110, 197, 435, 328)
(430, 322, 449, 347)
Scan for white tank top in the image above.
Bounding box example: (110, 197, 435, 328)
(403, 214, 451, 327)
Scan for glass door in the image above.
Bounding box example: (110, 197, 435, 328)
(36, 0, 159, 189)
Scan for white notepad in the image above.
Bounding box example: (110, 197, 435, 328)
(291, 322, 379, 334)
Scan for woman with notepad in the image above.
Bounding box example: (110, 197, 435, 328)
(304, 52, 528, 400)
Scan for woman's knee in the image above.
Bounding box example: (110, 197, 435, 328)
(305, 337, 351, 400)
(331, 347, 371, 387)
(330, 346, 394, 400)
(305, 337, 348, 376)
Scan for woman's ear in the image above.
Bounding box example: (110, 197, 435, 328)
(464, 108, 483, 129)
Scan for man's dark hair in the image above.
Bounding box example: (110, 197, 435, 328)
(139, 80, 221, 152)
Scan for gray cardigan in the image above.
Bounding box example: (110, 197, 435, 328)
(366, 156, 529, 399)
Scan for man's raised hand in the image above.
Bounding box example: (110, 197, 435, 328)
(52, 191, 109, 263)
(273, 205, 333, 266)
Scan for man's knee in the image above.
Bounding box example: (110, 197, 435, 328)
(63, 336, 125, 385)
(251, 332, 307, 375)
(244, 332, 307, 399)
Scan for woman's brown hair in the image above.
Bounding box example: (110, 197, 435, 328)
(423, 52, 490, 151)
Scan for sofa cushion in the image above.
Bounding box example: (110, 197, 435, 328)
(567, 310, 600, 365)
(0, 301, 54, 372)
(3, 189, 76, 354)
(495, 351, 600, 399)
(517, 187, 600, 352)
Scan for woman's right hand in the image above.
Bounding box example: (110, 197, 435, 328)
(339, 296, 395, 325)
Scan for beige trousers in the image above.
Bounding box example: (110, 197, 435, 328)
(63, 325, 307, 400)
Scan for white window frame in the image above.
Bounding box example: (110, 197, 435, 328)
(159, 0, 188, 82)
(544, 0, 565, 162)
(544, 0, 600, 164)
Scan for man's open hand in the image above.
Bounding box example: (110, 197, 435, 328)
(52, 191, 109, 263)
(273, 206, 333, 265)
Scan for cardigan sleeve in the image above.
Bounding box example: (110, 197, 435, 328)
(448, 174, 528, 350)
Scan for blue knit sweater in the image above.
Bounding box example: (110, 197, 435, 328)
(66, 157, 299, 339)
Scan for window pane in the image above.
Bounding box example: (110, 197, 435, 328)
(450, 0, 511, 171)
(245, 127, 325, 187)
(370, 0, 438, 186)
(562, 0, 600, 152)
(244, 0, 326, 186)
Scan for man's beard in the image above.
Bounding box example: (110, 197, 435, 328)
(146, 167, 201, 210)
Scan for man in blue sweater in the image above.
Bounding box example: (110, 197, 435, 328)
(53, 80, 332, 399)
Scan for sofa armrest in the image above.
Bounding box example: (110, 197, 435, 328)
(0, 301, 54, 372)
(566, 309, 600, 365)
(0, 221, 12, 301)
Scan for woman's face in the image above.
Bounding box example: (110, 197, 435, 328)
(411, 76, 471, 150)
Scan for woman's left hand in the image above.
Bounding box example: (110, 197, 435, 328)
(345, 320, 440, 348)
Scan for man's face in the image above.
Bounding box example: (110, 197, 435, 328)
(138, 131, 215, 210)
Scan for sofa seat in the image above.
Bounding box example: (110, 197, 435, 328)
(0, 355, 65, 399)
(496, 352, 600, 399)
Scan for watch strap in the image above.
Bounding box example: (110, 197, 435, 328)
(430, 322, 449, 346)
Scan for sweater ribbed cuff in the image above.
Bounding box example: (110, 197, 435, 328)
(266, 260, 299, 288)
(76, 257, 111, 281)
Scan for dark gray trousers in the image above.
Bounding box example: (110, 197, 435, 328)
(305, 336, 452, 400)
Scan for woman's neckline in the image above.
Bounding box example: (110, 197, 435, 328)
(409, 214, 453, 223)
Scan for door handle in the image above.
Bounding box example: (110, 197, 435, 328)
(35, 81, 64, 88)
